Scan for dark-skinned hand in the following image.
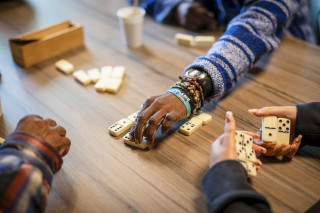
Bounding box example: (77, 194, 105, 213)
(175, 2, 216, 31)
(14, 115, 71, 157)
(129, 93, 186, 145)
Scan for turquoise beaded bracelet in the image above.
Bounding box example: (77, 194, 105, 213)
(166, 88, 191, 118)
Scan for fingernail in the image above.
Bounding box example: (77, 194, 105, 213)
(248, 109, 258, 113)
(296, 135, 303, 142)
(261, 147, 267, 154)
(226, 111, 233, 121)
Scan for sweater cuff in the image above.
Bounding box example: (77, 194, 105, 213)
(0, 132, 63, 175)
(185, 56, 225, 102)
(202, 160, 269, 213)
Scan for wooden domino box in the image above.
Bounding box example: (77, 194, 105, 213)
(9, 20, 84, 67)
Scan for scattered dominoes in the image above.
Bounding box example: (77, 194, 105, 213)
(127, 111, 139, 122)
(194, 36, 215, 48)
(101, 66, 113, 77)
(174, 33, 215, 48)
(94, 77, 109, 92)
(94, 66, 125, 93)
(262, 116, 291, 145)
(123, 132, 148, 149)
(175, 33, 194, 46)
(73, 70, 91, 85)
(88, 68, 101, 83)
(194, 113, 212, 125)
(104, 78, 123, 93)
(235, 131, 258, 177)
(179, 117, 203, 136)
(112, 66, 126, 79)
(55, 59, 74, 74)
(179, 113, 212, 135)
(108, 118, 133, 136)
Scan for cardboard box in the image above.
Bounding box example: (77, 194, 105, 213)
(9, 20, 84, 67)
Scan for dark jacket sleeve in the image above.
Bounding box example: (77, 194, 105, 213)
(202, 160, 271, 213)
(295, 102, 320, 147)
(129, 0, 183, 23)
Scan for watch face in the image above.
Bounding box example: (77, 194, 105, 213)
(183, 69, 205, 79)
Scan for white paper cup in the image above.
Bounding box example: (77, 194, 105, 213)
(117, 7, 146, 48)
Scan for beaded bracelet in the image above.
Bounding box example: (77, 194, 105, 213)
(183, 78, 205, 110)
(166, 88, 191, 117)
(171, 78, 205, 114)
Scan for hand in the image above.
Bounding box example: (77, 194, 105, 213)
(248, 106, 302, 158)
(130, 93, 186, 145)
(175, 2, 216, 31)
(14, 115, 71, 157)
(209, 112, 263, 169)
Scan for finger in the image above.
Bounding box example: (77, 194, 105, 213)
(45, 118, 57, 127)
(255, 159, 263, 167)
(134, 99, 160, 143)
(286, 135, 302, 158)
(248, 106, 295, 118)
(29, 114, 44, 120)
(61, 137, 71, 157)
(222, 111, 236, 148)
(144, 112, 165, 145)
(161, 112, 175, 134)
(265, 144, 286, 156)
(53, 126, 67, 137)
(238, 130, 260, 139)
(274, 145, 291, 157)
(252, 144, 267, 154)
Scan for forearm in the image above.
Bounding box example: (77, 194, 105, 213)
(185, 0, 300, 102)
(295, 102, 320, 147)
(202, 160, 270, 213)
(129, 0, 183, 23)
(0, 132, 62, 213)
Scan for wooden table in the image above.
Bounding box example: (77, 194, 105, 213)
(0, 0, 319, 212)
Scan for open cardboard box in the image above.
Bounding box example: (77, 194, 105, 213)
(9, 20, 84, 67)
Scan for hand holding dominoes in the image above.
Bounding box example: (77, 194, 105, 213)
(210, 112, 262, 178)
(249, 106, 302, 158)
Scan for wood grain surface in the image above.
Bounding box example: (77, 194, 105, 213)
(0, 0, 319, 212)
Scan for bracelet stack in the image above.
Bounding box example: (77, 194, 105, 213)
(169, 77, 205, 116)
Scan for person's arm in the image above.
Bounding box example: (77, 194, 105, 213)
(203, 112, 270, 213)
(130, 0, 303, 145)
(203, 161, 270, 213)
(129, 0, 183, 24)
(186, 0, 301, 101)
(295, 102, 320, 147)
(0, 115, 70, 213)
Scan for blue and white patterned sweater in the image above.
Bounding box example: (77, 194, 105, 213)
(134, 0, 315, 101)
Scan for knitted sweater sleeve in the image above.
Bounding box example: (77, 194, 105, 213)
(185, 0, 300, 101)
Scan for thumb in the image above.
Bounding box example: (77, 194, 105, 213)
(222, 111, 236, 148)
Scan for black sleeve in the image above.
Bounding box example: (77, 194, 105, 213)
(202, 160, 271, 213)
(295, 102, 320, 147)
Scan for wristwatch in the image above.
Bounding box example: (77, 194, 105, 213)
(183, 68, 214, 99)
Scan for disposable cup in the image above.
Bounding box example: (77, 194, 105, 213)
(117, 7, 146, 48)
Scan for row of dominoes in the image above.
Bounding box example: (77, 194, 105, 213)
(108, 110, 149, 149)
(109, 112, 213, 149)
(262, 116, 291, 145)
(174, 33, 215, 48)
(55, 59, 125, 93)
(179, 113, 213, 136)
(235, 131, 257, 178)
